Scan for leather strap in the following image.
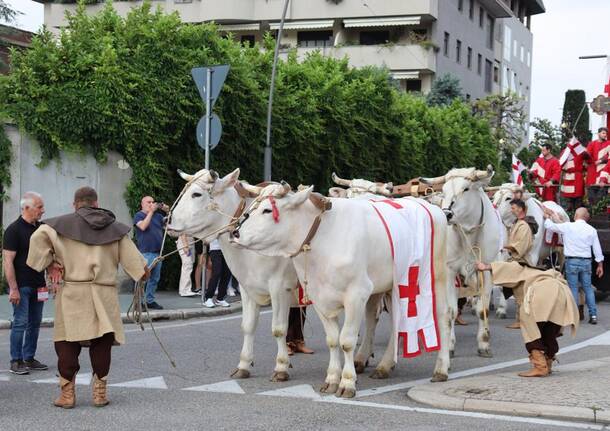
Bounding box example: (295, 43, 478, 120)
(289, 195, 332, 258)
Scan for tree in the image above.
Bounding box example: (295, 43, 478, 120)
(0, 0, 19, 24)
(561, 89, 591, 144)
(426, 74, 463, 106)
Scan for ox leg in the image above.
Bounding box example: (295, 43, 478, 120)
(316, 310, 342, 395)
(354, 293, 383, 374)
(231, 288, 260, 379)
(494, 285, 507, 319)
(446, 269, 458, 358)
(476, 273, 493, 358)
(369, 327, 395, 380)
(269, 288, 291, 382)
(336, 293, 367, 398)
(432, 273, 451, 382)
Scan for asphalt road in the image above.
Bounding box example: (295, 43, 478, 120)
(1, 298, 609, 431)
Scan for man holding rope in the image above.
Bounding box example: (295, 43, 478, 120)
(26, 187, 149, 408)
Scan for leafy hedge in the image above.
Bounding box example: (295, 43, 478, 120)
(0, 1, 500, 289)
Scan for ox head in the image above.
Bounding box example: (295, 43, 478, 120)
(491, 183, 524, 227)
(331, 172, 393, 197)
(421, 165, 494, 223)
(231, 183, 318, 258)
(166, 167, 241, 241)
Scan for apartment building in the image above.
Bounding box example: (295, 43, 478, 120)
(36, 0, 544, 109)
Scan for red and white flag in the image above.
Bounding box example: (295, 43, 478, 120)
(511, 154, 526, 185)
(559, 137, 587, 166)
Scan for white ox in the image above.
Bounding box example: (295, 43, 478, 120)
(328, 172, 393, 198)
(421, 167, 502, 358)
(490, 183, 568, 317)
(230, 184, 452, 398)
(166, 168, 298, 382)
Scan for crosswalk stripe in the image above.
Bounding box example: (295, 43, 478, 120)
(109, 376, 167, 389)
(183, 380, 245, 394)
(258, 384, 321, 400)
(0, 374, 10, 382)
(32, 374, 92, 386)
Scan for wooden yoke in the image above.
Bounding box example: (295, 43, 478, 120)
(391, 178, 443, 197)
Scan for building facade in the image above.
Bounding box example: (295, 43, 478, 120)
(36, 0, 544, 111)
(0, 24, 34, 75)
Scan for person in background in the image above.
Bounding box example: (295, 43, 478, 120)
(190, 240, 205, 294)
(585, 127, 609, 208)
(3, 191, 49, 375)
(544, 207, 603, 324)
(203, 239, 231, 308)
(133, 196, 169, 310)
(529, 143, 561, 202)
(559, 139, 587, 212)
(176, 234, 197, 297)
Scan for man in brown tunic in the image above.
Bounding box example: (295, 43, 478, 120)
(476, 260, 578, 377)
(27, 187, 148, 408)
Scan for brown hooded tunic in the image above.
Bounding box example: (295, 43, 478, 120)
(27, 207, 146, 344)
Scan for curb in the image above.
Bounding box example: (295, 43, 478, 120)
(0, 302, 243, 330)
(408, 374, 610, 424)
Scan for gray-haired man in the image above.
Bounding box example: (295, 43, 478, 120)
(2, 192, 49, 374)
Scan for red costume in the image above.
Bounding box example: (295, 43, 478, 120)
(530, 155, 561, 202)
(559, 147, 586, 199)
(585, 138, 610, 185)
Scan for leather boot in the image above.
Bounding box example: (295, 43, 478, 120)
(54, 376, 76, 409)
(294, 340, 314, 354)
(518, 350, 549, 377)
(546, 356, 556, 374)
(455, 312, 468, 326)
(92, 374, 109, 407)
(506, 321, 521, 329)
(287, 342, 295, 356)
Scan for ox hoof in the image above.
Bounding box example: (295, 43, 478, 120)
(354, 361, 366, 374)
(477, 349, 493, 358)
(430, 372, 448, 383)
(335, 387, 356, 398)
(270, 371, 289, 382)
(320, 382, 339, 394)
(496, 311, 507, 319)
(369, 368, 390, 379)
(230, 368, 250, 379)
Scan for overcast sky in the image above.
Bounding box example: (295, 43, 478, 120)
(2, 0, 609, 131)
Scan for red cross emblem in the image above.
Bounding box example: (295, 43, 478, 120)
(399, 266, 420, 317)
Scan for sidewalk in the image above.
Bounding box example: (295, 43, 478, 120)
(408, 356, 610, 424)
(0, 291, 242, 329)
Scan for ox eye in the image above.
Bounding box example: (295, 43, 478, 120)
(262, 209, 272, 214)
(505, 197, 511, 201)
(463, 187, 470, 192)
(191, 192, 202, 198)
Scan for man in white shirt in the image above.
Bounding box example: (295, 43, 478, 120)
(543, 207, 603, 324)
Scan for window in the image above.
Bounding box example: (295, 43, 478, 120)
(458, 0, 464, 11)
(359, 30, 389, 45)
(513, 40, 517, 57)
(486, 15, 494, 49)
(479, 6, 485, 27)
(502, 66, 510, 94)
(406, 79, 422, 93)
(520, 44, 525, 62)
(456, 39, 462, 63)
(443, 32, 450, 56)
(484, 59, 493, 92)
(297, 31, 333, 48)
(467, 47, 473, 69)
(503, 26, 512, 61)
(240, 35, 255, 47)
(469, 0, 475, 19)
(493, 61, 500, 83)
(477, 53, 482, 75)
(512, 72, 518, 92)
(527, 50, 531, 67)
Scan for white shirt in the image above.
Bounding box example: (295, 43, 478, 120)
(544, 218, 604, 262)
(209, 239, 221, 251)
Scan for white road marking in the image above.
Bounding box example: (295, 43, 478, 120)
(109, 376, 168, 389)
(183, 380, 245, 394)
(0, 374, 10, 381)
(319, 398, 606, 430)
(32, 373, 92, 386)
(258, 384, 322, 400)
(357, 330, 610, 398)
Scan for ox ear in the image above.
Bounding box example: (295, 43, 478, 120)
(328, 187, 347, 198)
(215, 168, 240, 192)
(285, 186, 313, 209)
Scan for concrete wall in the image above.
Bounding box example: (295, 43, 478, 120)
(2, 124, 133, 227)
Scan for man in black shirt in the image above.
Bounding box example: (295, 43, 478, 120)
(3, 191, 49, 375)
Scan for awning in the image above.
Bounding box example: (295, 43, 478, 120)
(343, 16, 421, 28)
(269, 20, 334, 30)
(218, 23, 261, 32)
(391, 71, 420, 80)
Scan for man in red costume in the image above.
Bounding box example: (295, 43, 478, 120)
(529, 143, 561, 202)
(585, 127, 609, 207)
(559, 138, 587, 211)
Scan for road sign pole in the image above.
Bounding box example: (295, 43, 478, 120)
(205, 68, 212, 169)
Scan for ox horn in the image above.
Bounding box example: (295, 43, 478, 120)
(473, 165, 494, 180)
(177, 169, 194, 182)
(485, 186, 501, 192)
(376, 183, 393, 196)
(331, 172, 352, 187)
(241, 182, 263, 195)
(419, 175, 446, 185)
(209, 170, 219, 181)
(278, 180, 292, 196)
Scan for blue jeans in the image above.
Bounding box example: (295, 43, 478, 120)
(565, 258, 597, 317)
(10, 286, 44, 362)
(143, 252, 162, 304)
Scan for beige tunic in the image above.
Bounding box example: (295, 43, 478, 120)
(27, 224, 146, 344)
(506, 219, 533, 265)
(490, 261, 579, 343)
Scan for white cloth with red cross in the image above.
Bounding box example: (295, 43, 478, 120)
(370, 198, 439, 361)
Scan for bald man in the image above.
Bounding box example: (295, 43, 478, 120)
(133, 197, 169, 310)
(544, 207, 604, 325)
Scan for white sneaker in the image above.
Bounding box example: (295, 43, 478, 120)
(215, 299, 231, 308)
(227, 287, 237, 297)
(203, 298, 216, 308)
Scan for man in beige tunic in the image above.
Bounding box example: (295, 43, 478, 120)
(27, 187, 147, 408)
(476, 260, 578, 377)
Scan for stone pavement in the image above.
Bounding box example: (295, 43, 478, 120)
(0, 291, 242, 329)
(408, 356, 610, 424)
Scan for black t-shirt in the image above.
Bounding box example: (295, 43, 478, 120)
(2, 217, 46, 288)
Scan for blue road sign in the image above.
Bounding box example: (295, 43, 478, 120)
(196, 114, 222, 151)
